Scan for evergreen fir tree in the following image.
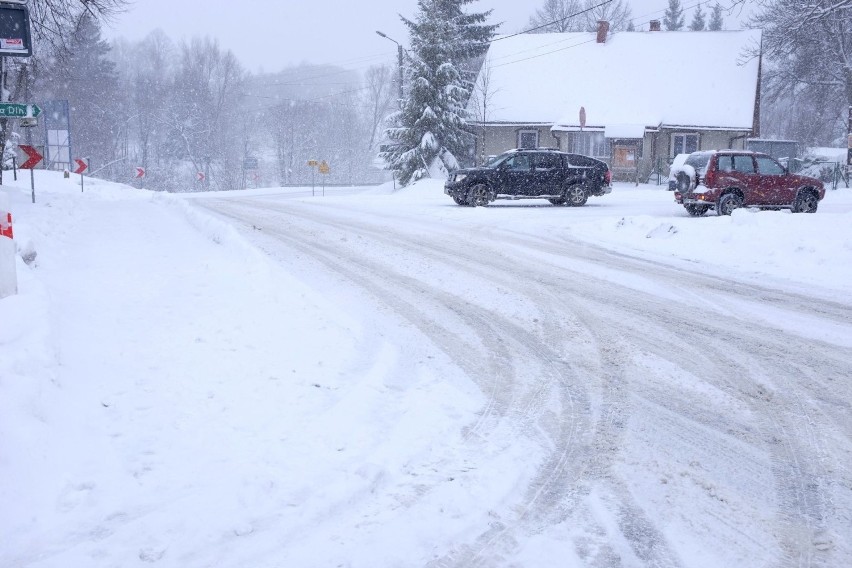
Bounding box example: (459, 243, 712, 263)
(689, 3, 706, 30)
(663, 0, 685, 30)
(42, 13, 121, 167)
(381, 0, 498, 186)
(626, 19, 636, 31)
(708, 3, 724, 30)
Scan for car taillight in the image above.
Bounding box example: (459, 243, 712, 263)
(605, 170, 612, 185)
(702, 167, 714, 188)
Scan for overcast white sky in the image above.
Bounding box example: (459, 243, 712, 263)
(104, 0, 747, 74)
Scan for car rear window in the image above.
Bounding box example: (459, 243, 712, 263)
(684, 152, 711, 172)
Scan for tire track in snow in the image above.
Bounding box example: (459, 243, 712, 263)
(195, 197, 852, 567)
(198, 199, 685, 567)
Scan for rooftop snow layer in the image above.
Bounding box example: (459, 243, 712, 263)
(470, 29, 762, 131)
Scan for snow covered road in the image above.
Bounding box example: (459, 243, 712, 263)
(196, 189, 852, 567)
(3, 174, 851, 567)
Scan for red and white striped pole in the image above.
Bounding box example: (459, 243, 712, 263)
(0, 193, 17, 298)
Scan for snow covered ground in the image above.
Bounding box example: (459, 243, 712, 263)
(2, 171, 851, 567)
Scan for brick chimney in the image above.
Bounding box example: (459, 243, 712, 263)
(596, 20, 610, 43)
(649, 20, 661, 31)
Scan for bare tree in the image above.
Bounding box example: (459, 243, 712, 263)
(528, 0, 586, 32)
(468, 59, 499, 165)
(751, 0, 852, 145)
(528, 0, 632, 33)
(28, 0, 129, 50)
(580, 0, 633, 31)
(362, 65, 395, 153)
(170, 37, 246, 190)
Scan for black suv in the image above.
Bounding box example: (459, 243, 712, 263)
(444, 149, 612, 207)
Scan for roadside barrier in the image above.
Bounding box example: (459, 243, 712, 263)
(1, 212, 12, 239)
(0, 201, 17, 298)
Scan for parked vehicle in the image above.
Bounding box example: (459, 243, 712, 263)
(444, 148, 612, 207)
(672, 150, 825, 216)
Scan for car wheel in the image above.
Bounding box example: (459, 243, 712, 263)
(684, 204, 709, 216)
(717, 193, 743, 216)
(792, 190, 819, 213)
(565, 185, 588, 206)
(467, 184, 491, 207)
(452, 195, 467, 206)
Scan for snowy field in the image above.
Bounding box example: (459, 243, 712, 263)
(2, 171, 851, 567)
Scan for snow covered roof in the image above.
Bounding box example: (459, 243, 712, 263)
(469, 29, 762, 132)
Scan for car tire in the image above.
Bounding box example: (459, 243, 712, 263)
(684, 204, 710, 216)
(452, 195, 467, 206)
(675, 171, 694, 193)
(468, 184, 491, 207)
(564, 185, 588, 207)
(792, 189, 819, 213)
(716, 193, 743, 216)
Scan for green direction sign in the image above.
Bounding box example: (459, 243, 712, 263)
(0, 103, 42, 119)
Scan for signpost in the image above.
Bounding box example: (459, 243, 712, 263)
(135, 167, 146, 179)
(73, 158, 88, 192)
(307, 159, 330, 196)
(307, 159, 318, 195)
(18, 144, 43, 203)
(19, 144, 42, 169)
(0, 1, 33, 57)
(0, 102, 40, 118)
(319, 160, 330, 196)
(196, 172, 205, 183)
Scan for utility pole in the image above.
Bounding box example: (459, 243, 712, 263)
(0, 56, 6, 187)
(847, 105, 851, 179)
(375, 31, 404, 107)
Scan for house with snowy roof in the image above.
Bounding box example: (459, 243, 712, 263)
(467, 21, 763, 181)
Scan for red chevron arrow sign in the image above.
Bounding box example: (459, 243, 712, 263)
(73, 158, 88, 175)
(135, 167, 146, 179)
(18, 145, 43, 169)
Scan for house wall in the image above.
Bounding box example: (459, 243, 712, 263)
(551, 128, 752, 182)
(657, 129, 750, 159)
(478, 124, 753, 182)
(475, 125, 559, 162)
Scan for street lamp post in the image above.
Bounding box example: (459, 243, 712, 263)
(376, 30, 404, 106)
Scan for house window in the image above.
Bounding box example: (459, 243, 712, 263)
(671, 133, 699, 156)
(572, 132, 610, 158)
(518, 129, 539, 149)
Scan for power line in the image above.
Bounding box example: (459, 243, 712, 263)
(492, 0, 614, 41)
(489, 0, 716, 70)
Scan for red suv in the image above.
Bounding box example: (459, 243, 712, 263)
(673, 150, 825, 216)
